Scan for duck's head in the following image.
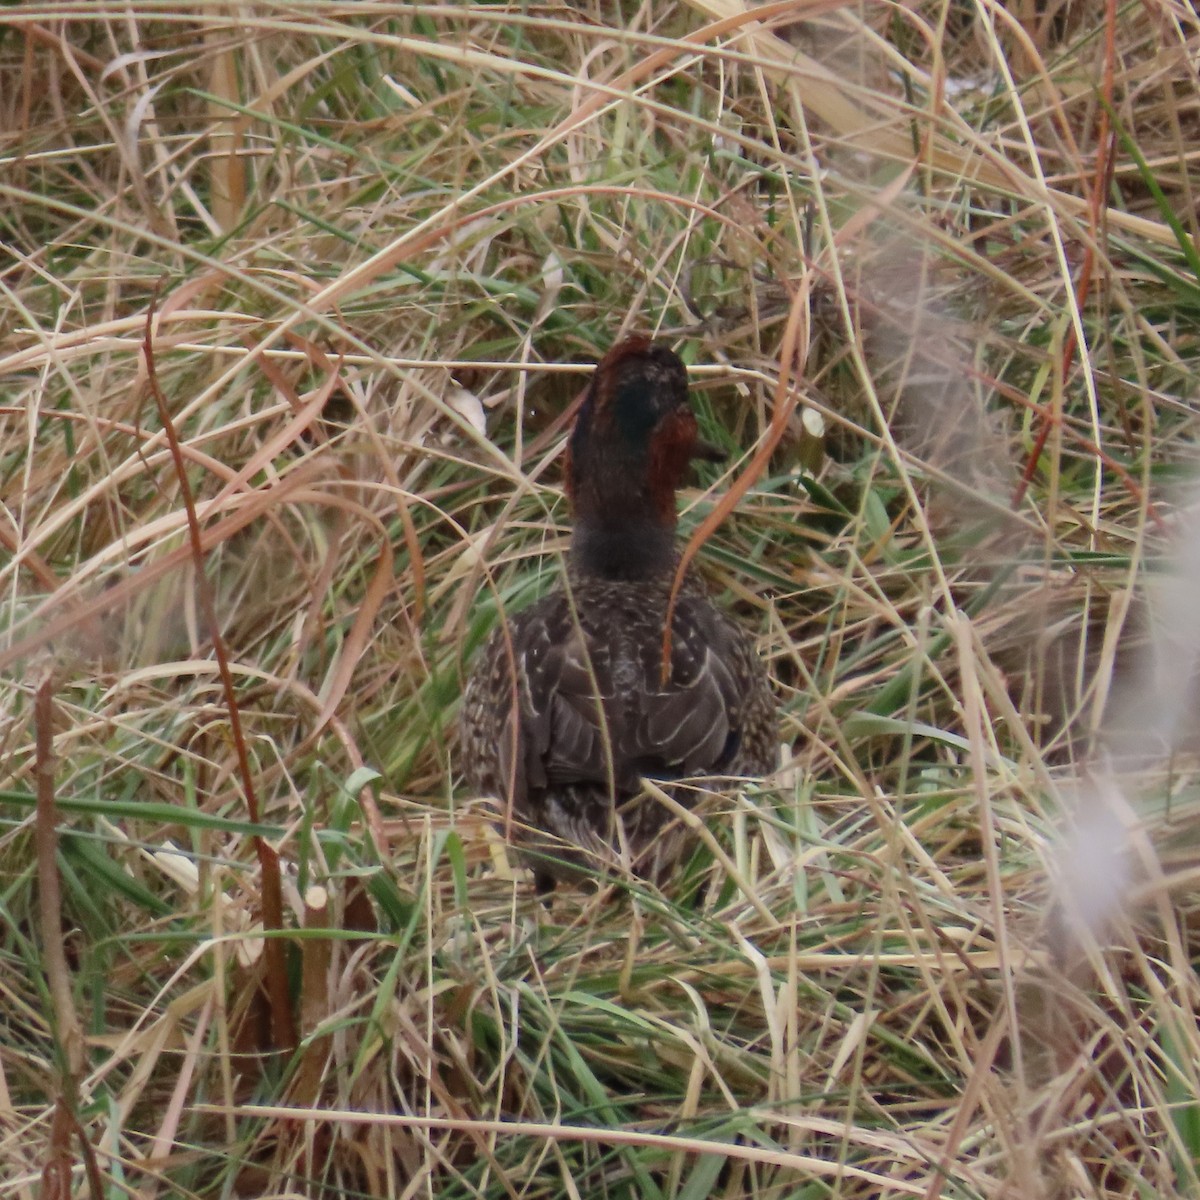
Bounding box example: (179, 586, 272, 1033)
(566, 336, 721, 526)
(563, 337, 722, 579)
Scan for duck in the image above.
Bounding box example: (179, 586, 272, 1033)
(459, 336, 777, 889)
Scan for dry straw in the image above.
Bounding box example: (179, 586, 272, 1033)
(2, 2, 1199, 1197)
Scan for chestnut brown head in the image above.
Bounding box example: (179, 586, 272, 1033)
(565, 337, 720, 579)
(567, 338, 719, 509)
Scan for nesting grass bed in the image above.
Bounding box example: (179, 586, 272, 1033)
(3, 3, 1200, 1197)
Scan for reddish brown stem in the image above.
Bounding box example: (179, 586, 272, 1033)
(662, 283, 807, 682)
(20, 23, 107, 74)
(35, 675, 104, 1200)
(35, 674, 81, 1065)
(1012, 0, 1118, 509)
(143, 292, 297, 1052)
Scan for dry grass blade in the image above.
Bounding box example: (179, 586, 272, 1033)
(2, 2, 1200, 1197)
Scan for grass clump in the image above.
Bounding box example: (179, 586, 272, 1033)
(3, 2, 1200, 1197)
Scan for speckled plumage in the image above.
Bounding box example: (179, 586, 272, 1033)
(459, 337, 777, 886)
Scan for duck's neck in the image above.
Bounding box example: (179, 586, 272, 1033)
(570, 515, 676, 581)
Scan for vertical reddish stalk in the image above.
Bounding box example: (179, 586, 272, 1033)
(143, 294, 296, 1051)
(1012, 0, 1118, 508)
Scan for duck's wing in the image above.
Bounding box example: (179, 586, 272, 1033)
(509, 601, 611, 793)
(479, 590, 764, 809)
(631, 595, 748, 776)
(517, 594, 751, 788)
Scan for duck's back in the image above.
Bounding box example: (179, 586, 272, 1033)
(460, 569, 776, 883)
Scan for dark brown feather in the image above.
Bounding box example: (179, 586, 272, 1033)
(459, 338, 777, 885)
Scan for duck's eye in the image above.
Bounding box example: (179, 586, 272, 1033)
(613, 373, 664, 441)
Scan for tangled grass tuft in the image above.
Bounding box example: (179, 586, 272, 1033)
(3, 3, 1200, 1196)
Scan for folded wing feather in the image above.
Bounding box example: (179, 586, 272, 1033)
(509, 596, 743, 803)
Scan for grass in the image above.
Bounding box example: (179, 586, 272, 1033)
(3, 1, 1200, 1196)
